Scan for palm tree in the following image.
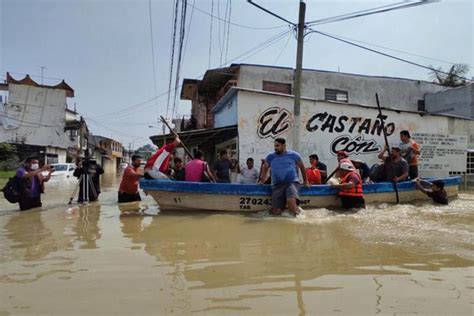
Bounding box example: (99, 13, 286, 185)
(430, 63, 469, 87)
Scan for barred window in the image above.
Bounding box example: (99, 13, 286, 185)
(325, 89, 348, 103)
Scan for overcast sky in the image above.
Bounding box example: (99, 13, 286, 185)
(1, 0, 472, 148)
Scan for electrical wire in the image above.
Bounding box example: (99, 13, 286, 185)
(187, 1, 288, 30)
(307, 0, 437, 26)
(208, 0, 214, 68)
(273, 31, 292, 65)
(88, 29, 292, 121)
(247, 0, 295, 26)
(166, 0, 180, 119)
(148, 0, 159, 119)
(307, 28, 472, 82)
(313, 30, 459, 65)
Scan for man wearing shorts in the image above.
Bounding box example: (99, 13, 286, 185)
(260, 138, 309, 216)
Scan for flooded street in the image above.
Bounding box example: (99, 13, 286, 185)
(1, 175, 473, 315)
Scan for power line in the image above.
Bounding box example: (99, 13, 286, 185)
(166, 0, 180, 120)
(307, 28, 472, 82)
(247, 0, 295, 26)
(148, 0, 159, 119)
(225, 0, 232, 62)
(0, 114, 58, 128)
(315, 30, 459, 65)
(273, 31, 292, 65)
(187, 1, 288, 30)
(307, 0, 437, 26)
(88, 29, 292, 121)
(208, 0, 214, 68)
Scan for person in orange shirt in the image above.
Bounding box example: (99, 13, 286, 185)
(306, 154, 324, 185)
(118, 155, 144, 203)
(399, 130, 421, 179)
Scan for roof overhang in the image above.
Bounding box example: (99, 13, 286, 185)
(150, 125, 238, 149)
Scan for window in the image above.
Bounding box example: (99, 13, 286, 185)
(262, 81, 292, 95)
(418, 100, 426, 112)
(449, 151, 474, 175)
(325, 89, 348, 103)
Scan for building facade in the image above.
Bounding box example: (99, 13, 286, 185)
(0, 72, 86, 164)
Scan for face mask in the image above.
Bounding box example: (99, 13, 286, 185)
(31, 164, 39, 171)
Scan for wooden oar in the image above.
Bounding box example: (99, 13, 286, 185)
(375, 93, 399, 204)
(159, 116, 215, 183)
(159, 116, 193, 160)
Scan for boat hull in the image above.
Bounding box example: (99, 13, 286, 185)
(140, 177, 460, 212)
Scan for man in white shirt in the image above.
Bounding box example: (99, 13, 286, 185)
(239, 158, 260, 184)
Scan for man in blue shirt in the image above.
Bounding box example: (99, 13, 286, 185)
(16, 156, 53, 211)
(259, 138, 309, 216)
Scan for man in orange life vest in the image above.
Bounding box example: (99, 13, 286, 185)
(305, 154, 324, 185)
(331, 161, 365, 209)
(144, 136, 181, 179)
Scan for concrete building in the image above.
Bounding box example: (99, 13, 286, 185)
(0, 72, 86, 163)
(152, 64, 473, 179)
(90, 135, 123, 174)
(180, 64, 446, 129)
(425, 83, 473, 119)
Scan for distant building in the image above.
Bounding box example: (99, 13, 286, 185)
(89, 135, 123, 174)
(0, 72, 86, 163)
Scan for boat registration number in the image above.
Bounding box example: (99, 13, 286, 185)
(239, 197, 271, 209)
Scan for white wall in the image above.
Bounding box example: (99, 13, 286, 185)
(0, 84, 73, 150)
(238, 65, 446, 112)
(236, 90, 472, 177)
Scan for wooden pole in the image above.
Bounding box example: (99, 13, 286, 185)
(375, 93, 399, 203)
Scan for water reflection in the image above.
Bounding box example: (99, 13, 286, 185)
(2, 211, 57, 262)
(69, 204, 102, 249)
(118, 214, 474, 291)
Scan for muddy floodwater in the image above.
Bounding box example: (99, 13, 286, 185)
(1, 175, 473, 315)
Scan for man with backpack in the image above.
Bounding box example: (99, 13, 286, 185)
(14, 157, 53, 210)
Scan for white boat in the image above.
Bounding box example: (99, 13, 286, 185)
(140, 177, 461, 212)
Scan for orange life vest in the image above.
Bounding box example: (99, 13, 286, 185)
(306, 168, 322, 184)
(339, 171, 363, 197)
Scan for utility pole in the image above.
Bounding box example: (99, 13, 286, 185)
(247, 0, 306, 151)
(293, 1, 306, 152)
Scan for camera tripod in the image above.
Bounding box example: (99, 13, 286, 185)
(68, 172, 98, 205)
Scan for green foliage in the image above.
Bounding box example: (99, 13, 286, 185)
(0, 170, 16, 179)
(0, 143, 20, 171)
(430, 64, 470, 87)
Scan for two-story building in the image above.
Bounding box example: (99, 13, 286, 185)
(90, 135, 123, 174)
(0, 72, 86, 164)
(152, 64, 473, 178)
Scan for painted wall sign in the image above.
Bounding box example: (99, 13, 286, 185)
(414, 133, 467, 173)
(257, 107, 292, 139)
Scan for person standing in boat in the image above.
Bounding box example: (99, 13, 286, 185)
(399, 130, 421, 179)
(414, 178, 448, 205)
(306, 154, 326, 185)
(213, 150, 233, 183)
(144, 136, 181, 179)
(259, 138, 310, 216)
(118, 155, 143, 203)
(376, 145, 409, 182)
(239, 158, 259, 184)
(331, 162, 365, 209)
(185, 150, 216, 182)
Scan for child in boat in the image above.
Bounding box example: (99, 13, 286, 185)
(414, 178, 448, 205)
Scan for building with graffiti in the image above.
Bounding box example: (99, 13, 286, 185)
(151, 64, 473, 178)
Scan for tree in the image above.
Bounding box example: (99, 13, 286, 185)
(430, 64, 470, 87)
(0, 143, 20, 171)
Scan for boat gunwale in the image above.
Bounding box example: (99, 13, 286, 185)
(140, 176, 461, 196)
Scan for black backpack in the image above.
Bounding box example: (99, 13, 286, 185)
(1, 176, 21, 203)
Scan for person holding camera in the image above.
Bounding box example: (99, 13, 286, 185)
(16, 156, 54, 211)
(73, 157, 104, 203)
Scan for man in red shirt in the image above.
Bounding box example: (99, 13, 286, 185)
(144, 136, 181, 179)
(118, 155, 143, 203)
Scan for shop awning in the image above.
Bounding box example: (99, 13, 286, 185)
(150, 125, 238, 149)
